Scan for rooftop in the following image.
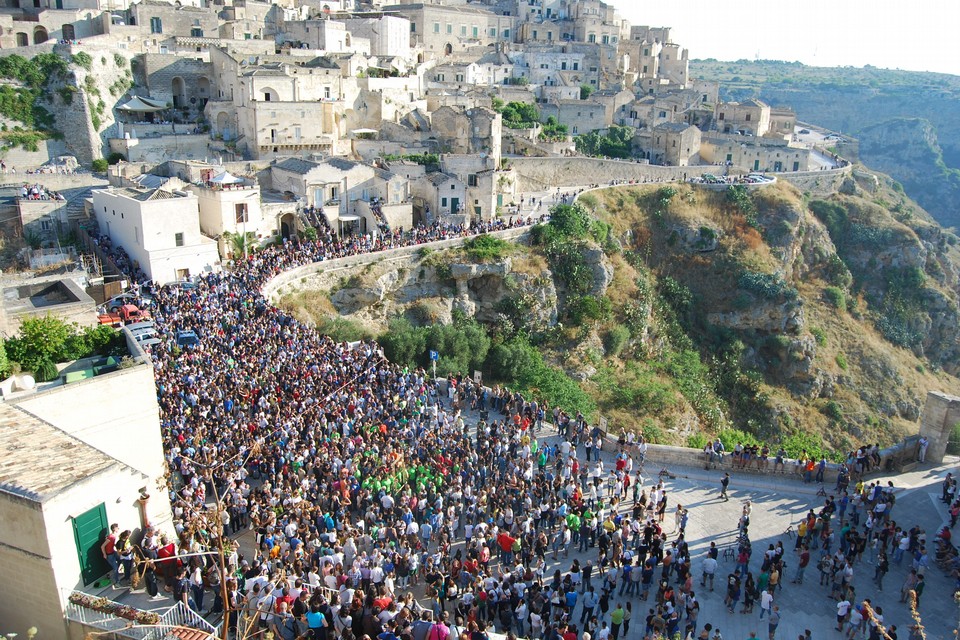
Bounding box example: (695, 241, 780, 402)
(0, 403, 119, 502)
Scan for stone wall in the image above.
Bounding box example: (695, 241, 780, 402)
(263, 226, 531, 302)
(509, 156, 852, 194)
(919, 391, 960, 463)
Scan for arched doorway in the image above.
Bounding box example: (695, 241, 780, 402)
(215, 112, 232, 139)
(279, 213, 296, 240)
(444, 43, 453, 56)
(196, 78, 210, 107)
(261, 87, 278, 102)
(62, 24, 75, 40)
(33, 26, 48, 44)
(15, 32, 28, 47)
(171, 77, 186, 108)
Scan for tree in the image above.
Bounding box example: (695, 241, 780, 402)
(225, 231, 258, 258)
(580, 84, 594, 100)
(491, 97, 504, 112)
(5, 315, 73, 371)
(379, 318, 426, 368)
(501, 101, 540, 128)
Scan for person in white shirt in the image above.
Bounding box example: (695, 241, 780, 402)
(759, 588, 774, 618)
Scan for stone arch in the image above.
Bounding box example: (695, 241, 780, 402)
(215, 111, 232, 139)
(344, 33, 351, 47)
(15, 32, 28, 47)
(171, 76, 186, 108)
(33, 25, 48, 44)
(279, 213, 296, 240)
(444, 43, 453, 56)
(261, 86, 278, 102)
(196, 77, 210, 106)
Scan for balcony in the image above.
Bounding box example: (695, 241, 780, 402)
(64, 590, 219, 640)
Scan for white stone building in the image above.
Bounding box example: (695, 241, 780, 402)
(92, 186, 221, 283)
(0, 334, 173, 638)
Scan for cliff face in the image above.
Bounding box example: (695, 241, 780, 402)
(691, 60, 960, 231)
(279, 180, 959, 452)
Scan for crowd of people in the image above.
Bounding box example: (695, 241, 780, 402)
(86, 211, 945, 640)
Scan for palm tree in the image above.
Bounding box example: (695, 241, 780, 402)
(223, 231, 257, 259)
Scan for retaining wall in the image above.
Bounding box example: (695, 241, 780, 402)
(262, 226, 531, 302)
(510, 156, 852, 195)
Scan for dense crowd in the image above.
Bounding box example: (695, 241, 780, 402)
(90, 214, 945, 640)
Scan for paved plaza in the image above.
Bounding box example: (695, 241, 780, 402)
(219, 421, 957, 640)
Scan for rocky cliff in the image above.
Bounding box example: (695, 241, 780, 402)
(691, 59, 960, 231)
(278, 174, 959, 453)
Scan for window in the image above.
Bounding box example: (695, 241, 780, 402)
(174, 232, 184, 247)
(135, 226, 141, 245)
(659, 110, 666, 118)
(149, 16, 162, 33)
(436, 73, 445, 82)
(718, 113, 724, 121)
(572, 125, 578, 134)
(191, 28, 202, 37)
(573, 62, 578, 70)
(235, 203, 249, 223)
(433, 22, 440, 33)
(294, 127, 301, 142)
(643, 48, 649, 56)
(468, 174, 478, 187)
(455, 73, 464, 82)
(561, 61, 567, 70)
(461, 25, 466, 36)
(532, 30, 537, 39)
(503, 29, 509, 38)
(472, 26, 478, 37)
(489, 27, 496, 37)
(602, 35, 609, 44)
(587, 34, 595, 43)
(40, 218, 51, 231)
(411, 23, 416, 32)
(546, 31, 552, 41)
(441, 197, 448, 207)
(446, 23, 451, 34)
(324, 86, 330, 99)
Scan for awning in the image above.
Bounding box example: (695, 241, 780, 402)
(339, 215, 361, 222)
(209, 171, 241, 184)
(117, 96, 167, 113)
(350, 128, 378, 135)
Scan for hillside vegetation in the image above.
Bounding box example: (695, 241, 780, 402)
(691, 59, 960, 230)
(279, 176, 960, 458)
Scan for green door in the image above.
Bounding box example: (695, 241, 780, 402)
(72, 503, 109, 586)
(753, 159, 760, 171)
(450, 197, 460, 213)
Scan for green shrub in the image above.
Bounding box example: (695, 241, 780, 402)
(602, 326, 630, 356)
(463, 234, 511, 262)
(823, 286, 846, 311)
(948, 422, 960, 456)
(113, 53, 126, 67)
(822, 400, 843, 421)
(316, 317, 372, 343)
(34, 358, 58, 382)
(686, 433, 709, 450)
(71, 52, 93, 70)
(566, 295, 611, 325)
(717, 428, 760, 452)
(835, 352, 848, 370)
(810, 327, 827, 346)
(302, 226, 318, 241)
(739, 271, 798, 300)
(579, 193, 598, 210)
(91, 158, 108, 172)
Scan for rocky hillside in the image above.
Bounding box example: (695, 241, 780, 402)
(278, 174, 960, 457)
(691, 59, 960, 230)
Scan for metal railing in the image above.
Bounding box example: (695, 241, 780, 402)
(64, 591, 220, 640)
(142, 602, 219, 640)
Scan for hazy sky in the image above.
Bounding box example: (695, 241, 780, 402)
(610, 0, 960, 76)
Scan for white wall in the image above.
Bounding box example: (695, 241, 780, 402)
(92, 189, 221, 283)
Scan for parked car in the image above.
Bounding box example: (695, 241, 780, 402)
(799, 128, 811, 134)
(98, 304, 149, 327)
(176, 330, 200, 348)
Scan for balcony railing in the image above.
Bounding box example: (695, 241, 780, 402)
(64, 590, 219, 640)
